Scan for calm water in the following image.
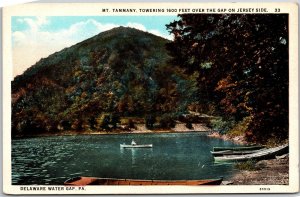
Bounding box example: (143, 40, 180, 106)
(12, 132, 239, 185)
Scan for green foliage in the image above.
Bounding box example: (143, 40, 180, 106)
(100, 115, 110, 130)
(110, 113, 120, 129)
(120, 118, 137, 129)
(159, 114, 176, 129)
(227, 116, 252, 137)
(59, 120, 71, 131)
(12, 27, 199, 136)
(166, 14, 288, 143)
(88, 117, 97, 130)
(71, 119, 83, 131)
(209, 117, 236, 135)
(145, 115, 156, 130)
(185, 122, 193, 129)
(265, 137, 287, 148)
(234, 160, 257, 171)
(127, 119, 136, 129)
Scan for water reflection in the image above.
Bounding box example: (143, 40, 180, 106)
(120, 147, 153, 165)
(131, 148, 136, 165)
(12, 133, 238, 185)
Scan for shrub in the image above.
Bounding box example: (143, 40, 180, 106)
(145, 115, 156, 130)
(128, 119, 136, 129)
(88, 116, 97, 129)
(110, 113, 120, 129)
(100, 115, 110, 130)
(265, 137, 285, 148)
(59, 120, 71, 130)
(185, 122, 193, 129)
(227, 116, 252, 137)
(159, 115, 176, 129)
(209, 117, 235, 134)
(71, 119, 83, 130)
(234, 160, 257, 171)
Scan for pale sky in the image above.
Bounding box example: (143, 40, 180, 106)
(12, 16, 178, 77)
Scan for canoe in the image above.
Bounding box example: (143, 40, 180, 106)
(214, 144, 288, 162)
(64, 176, 223, 186)
(210, 148, 267, 157)
(120, 144, 153, 148)
(213, 145, 265, 152)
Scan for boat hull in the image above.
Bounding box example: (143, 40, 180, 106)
(120, 144, 153, 148)
(213, 145, 265, 152)
(211, 149, 267, 157)
(214, 144, 288, 162)
(64, 176, 223, 186)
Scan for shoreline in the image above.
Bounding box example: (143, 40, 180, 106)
(207, 131, 289, 185)
(13, 129, 210, 139)
(13, 123, 213, 138)
(13, 128, 289, 185)
(228, 156, 289, 185)
(207, 131, 248, 145)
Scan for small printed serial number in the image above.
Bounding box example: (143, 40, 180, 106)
(260, 188, 270, 191)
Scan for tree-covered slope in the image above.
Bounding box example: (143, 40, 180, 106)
(166, 14, 288, 143)
(12, 26, 198, 136)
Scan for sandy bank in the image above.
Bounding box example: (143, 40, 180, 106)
(132, 123, 211, 133)
(208, 131, 289, 185)
(14, 123, 211, 138)
(228, 156, 289, 185)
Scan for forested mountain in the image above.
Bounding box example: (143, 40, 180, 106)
(12, 26, 198, 136)
(12, 14, 289, 144)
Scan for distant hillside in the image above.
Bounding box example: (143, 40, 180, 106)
(12, 26, 198, 137)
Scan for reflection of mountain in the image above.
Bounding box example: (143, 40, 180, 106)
(12, 26, 196, 137)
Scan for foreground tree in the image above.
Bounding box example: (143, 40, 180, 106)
(166, 14, 288, 143)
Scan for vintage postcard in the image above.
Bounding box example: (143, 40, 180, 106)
(2, 2, 299, 194)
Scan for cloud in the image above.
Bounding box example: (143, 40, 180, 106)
(126, 22, 147, 31)
(125, 22, 172, 40)
(12, 17, 171, 77)
(149, 29, 172, 40)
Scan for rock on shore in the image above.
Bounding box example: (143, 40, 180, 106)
(207, 131, 247, 144)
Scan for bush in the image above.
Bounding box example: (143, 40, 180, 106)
(100, 115, 110, 130)
(71, 119, 83, 130)
(88, 116, 97, 129)
(128, 119, 136, 129)
(265, 137, 285, 148)
(227, 116, 252, 137)
(209, 117, 235, 134)
(185, 122, 193, 129)
(145, 115, 156, 130)
(59, 120, 71, 130)
(234, 160, 257, 171)
(159, 115, 176, 129)
(110, 113, 120, 129)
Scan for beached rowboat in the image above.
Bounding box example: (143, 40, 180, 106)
(214, 144, 288, 162)
(120, 144, 153, 148)
(213, 145, 265, 152)
(210, 148, 267, 157)
(64, 176, 223, 186)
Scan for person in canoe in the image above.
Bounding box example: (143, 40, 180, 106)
(131, 139, 137, 146)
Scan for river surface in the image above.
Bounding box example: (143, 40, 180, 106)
(12, 132, 240, 185)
